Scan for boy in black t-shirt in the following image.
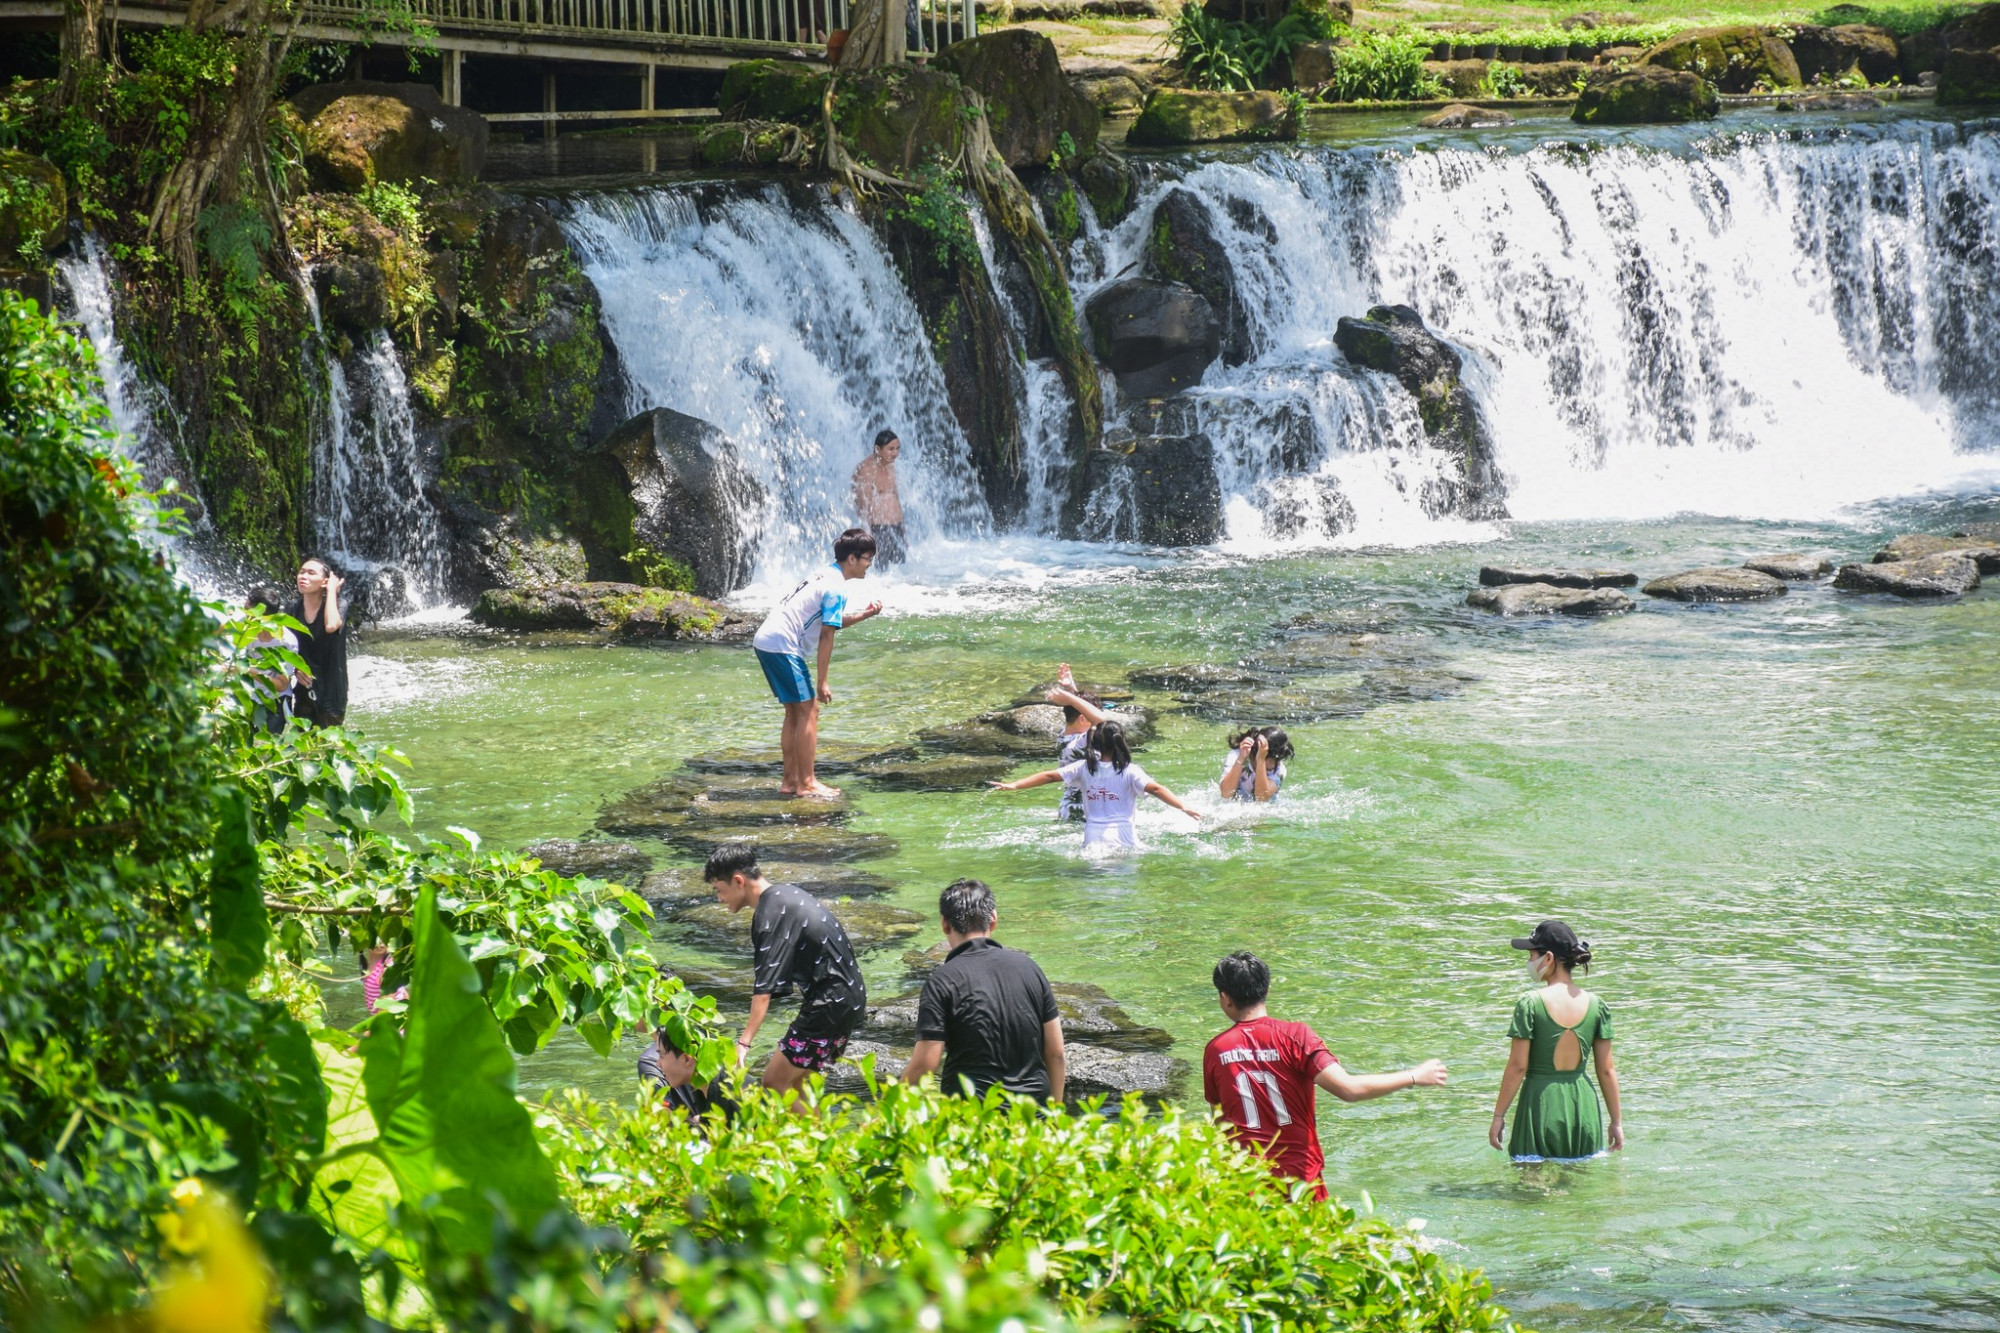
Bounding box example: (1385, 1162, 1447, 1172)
(901, 879, 1067, 1104)
(704, 842, 867, 1107)
(639, 1026, 739, 1129)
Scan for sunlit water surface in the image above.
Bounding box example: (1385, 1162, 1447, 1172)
(347, 508, 2000, 1333)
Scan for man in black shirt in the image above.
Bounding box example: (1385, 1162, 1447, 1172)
(901, 879, 1066, 1104)
(639, 1027, 739, 1129)
(705, 842, 867, 1106)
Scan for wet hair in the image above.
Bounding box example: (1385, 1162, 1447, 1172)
(702, 842, 761, 884)
(654, 1024, 695, 1056)
(1228, 726, 1295, 763)
(1083, 719, 1132, 775)
(833, 527, 878, 563)
(299, 554, 336, 577)
(1213, 951, 1270, 1008)
(244, 583, 290, 614)
(939, 878, 997, 935)
(1059, 687, 1101, 726)
(873, 428, 900, 450)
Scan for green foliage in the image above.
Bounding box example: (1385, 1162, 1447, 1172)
(890, 160, 981, 271)
(1325, 31, 1447, 102)
(1482, 62, 1530, 97)
(357, 178, 427, 236)
(627, 542, 698, 592)
(198, 199, 275, 291)
(1165, 4, 1340, 91)
(1806, 0, 1968, 32)
(207, 789, 269, 989)
(545, 1080, 1517, 1332)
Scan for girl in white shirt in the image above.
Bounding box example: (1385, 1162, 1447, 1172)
(991, 721, 1202, 847)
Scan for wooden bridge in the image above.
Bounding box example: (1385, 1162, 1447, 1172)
(0, 0, 977, 122)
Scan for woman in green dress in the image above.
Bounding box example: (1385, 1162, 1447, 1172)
(1489, 920, 1624, 1161)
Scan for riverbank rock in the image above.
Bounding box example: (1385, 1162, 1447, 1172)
(939, 29, 1099, 167)
(718, 59, 830, 123)
(0, 151, 65, 257)
(675, 897, 925, 956)
(1742, 553, 1834, 580)
(1835, 553, 1982, 597)
(1873, 533, 2000, 573)
(833, 66, 967, 174)
(1070, 69, 1149, 116)
(1479, 565, 1638, 588)
(294, 82, 488, 189)
(1126, 90, 1301, 146)
(1084, 277, 1221, 399)
(1939, 4, 2000, 102)
(1788, 23, 1901, 83)
(1333, 305, 1503, 519)
(1573, 66, 1721, 123)
(1143, 188, 1255, 367)
(522, 839, 652, 882)
(1642, 567, 1788, 601)
(1074, 432, 1225, 545)
(1421, 103, 1515, 128)
(1639, 25, 1801, 91)
(590, 407, 766, 597)
(1077, 146, 1139, 225)
(1064, 1044, 1187, 1103)
(918, 700, 1158, 756)
(1467, 583, 1634, 616)
(470, 582, 755, 641)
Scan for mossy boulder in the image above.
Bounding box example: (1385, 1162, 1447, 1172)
(937, 28, 1099, 168)
(292, 81, 488, 190)
(696, 119, 809, 167)
(1639, 25, 1801, 92)
(1939, 5, 2000, 102)
(834, 66, 968, 175)
(719, 59, 832, 123)
(1126, 90, 1300, 145)
(1077, 147, 1138, 225)
(1572, 65, 1721, 123)
(293, 195, 432, 337)
(1143, 187, 1255, 367)
(1787, 24, 1901, 83)
(470, 581, 754, 641)
(0, 151, 66, 258)
(1070, 70, 1149, 116)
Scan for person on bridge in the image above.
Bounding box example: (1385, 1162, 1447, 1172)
(851, 428, 907, 567)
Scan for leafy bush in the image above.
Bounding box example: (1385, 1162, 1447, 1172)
(1165, 4, 1340, 91)
(1806, 1, 1970, 34)
(1482, 62, 1529, 98)
(627, 542, 698, 592)
(1325, 31, 1446, 102)
(543, 1078, 1517, 1332)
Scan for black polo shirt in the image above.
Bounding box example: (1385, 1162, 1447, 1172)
(916, 937, 1061, 1102)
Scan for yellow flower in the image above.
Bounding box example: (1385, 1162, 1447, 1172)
(150, 1180, 269, 1333)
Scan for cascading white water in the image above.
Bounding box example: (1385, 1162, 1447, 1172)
(556, 185, 993, 588)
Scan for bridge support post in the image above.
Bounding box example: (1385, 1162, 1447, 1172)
(443, 48, 464, 105)
(542, 70, 557, 140)
(642, 63, 655, 111)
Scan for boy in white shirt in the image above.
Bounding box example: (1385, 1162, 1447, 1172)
(751, 528, 884, 798)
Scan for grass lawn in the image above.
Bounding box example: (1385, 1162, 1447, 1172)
(1360, 0, 1970, 32)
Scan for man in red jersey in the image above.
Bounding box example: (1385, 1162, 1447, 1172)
(1203, 951, 1449, 1200)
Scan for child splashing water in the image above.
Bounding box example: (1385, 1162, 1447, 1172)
(1045, 663, 1108, 822)
(991, 720, 1201, 848)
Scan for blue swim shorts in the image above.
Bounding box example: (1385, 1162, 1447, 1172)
(756, 648, 814, 705)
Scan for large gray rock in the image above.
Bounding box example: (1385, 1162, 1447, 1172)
(1143, 188, 1255, 367)
(1467, 583, 1634, 617)
(1334, 305, 1503, 520)
(438, 495, 589, 598)
(1787, 23, 1902, 83)
(293, 81, 488, 189)
(591, 408, 766, 598)
(1742, 553, 1834, 580)
(919, 701, 1157, 756)
(1074, 433, 1224, 546)
(1480, 565, 1638, 588)
(1084, 277, 1221, 400)
(1063, 1043, 1186, 1102)
(937, 28, 1099, 167)
(522, 839, 652, 883)
(1642, 568, 1788, 602)
(471, 582, 755, 641)
(1835, 554, 1982, 597)
(1873, 533, 2000, 573)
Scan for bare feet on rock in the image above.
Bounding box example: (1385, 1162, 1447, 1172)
(802, 781, 842, 801)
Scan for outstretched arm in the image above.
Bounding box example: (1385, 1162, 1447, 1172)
(991, 769, 1064, 791)
(1316, 1058, 1447, 1104)
(1490, 1038, 1530, 1150)
(1595, 1040, 1623, 1150)
(1144, 781, 1203, 820)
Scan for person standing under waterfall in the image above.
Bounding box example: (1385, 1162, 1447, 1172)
(752, 528, 883, 799)
(286, 556, 348, 728)
(851, 429, 908, 567)
(1490, 919, 1623, 1162)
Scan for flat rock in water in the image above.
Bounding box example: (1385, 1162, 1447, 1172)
(675, 897, 925, 956)
(1834, 554, 1981, 598)
(1063, 1044, 1187, 1102)
(1479, 565, 1638, 588)
(863, 982, 1174, 1054)
(1642, 568, 1788, 602)
(656, 822, 898, 863)
(820, 1040, 909, 1093)
(1467, 583, 1634, 616)
(918, 702, 1156, 756)
(902, 939, 952, 977)
(1742, 553, 1834, 580)
(1874, 533, 2000, 573)
(666, 960, 756, 1006)
(852, 751, 1019, 791)
(679, 742, 876, 777)
(521, 838, 652, 882)
(597, 771, 853, 835)
(639, 869, 716, 915)
(1163, 669, 1474, 724)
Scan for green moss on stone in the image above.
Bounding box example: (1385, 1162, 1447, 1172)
(0, 151, 67, 262)
(718, 60, 832, 124)
(1126, 90, 1301, 146)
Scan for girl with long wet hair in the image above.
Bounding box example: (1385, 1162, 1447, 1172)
(1220, 725, 1294, 802)
(990, 720, 1202, 848)
(1490, 919, 1624, 1162)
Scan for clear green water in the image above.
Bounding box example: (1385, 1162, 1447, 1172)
(346, 511, 2000, 1332)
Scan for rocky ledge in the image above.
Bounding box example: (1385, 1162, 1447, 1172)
(1835, 553, 1983, 598)
(1480, 565, 1637, 589)
(1467, 583, 1634, 617)
(471, 582, 755, 642)
(1642, 568, 1788, 602)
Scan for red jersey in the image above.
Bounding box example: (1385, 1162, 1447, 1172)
(1202, 1017, 1338, 1195)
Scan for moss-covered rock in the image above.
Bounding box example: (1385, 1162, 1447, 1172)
(292, 82, 488, 190)
(1144, 187, 1255, 367)
(1788, 23, 1901, 83)
(937, 28, 1099, 168)
(1126, 90, 1300, 146)
(696, 119, 810, 167)
(588, 407, 765, 597)
(1076, 147, 1138, 226)
(290, 194, 434, 339)
(1572, 65, 1721, 123)
(1939, 5, 2000, 102)
(470, 581, 754, 641)
(834, 66, 968, 175)
(718, 59, 832, 123)
(1639, 25, 1801, 92)
(0, 151, 66, 260)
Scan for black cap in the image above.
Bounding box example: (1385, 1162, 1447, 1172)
(1510, 919, 1581, 954)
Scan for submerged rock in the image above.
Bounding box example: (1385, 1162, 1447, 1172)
(1639, 25, 1801, 91)
(938, 29, 1099, 168)
(1126, 89, 1301, 146)
(676, 897, 925, 956)
(1742, 553, 1834, 580)
(1333, 305, 1503, 520)
(1083, 277, 1221, 400)
(1642, 568, 1788, 602)
(590, 407, 766, 597)
(1467, 583, 1634, 616)
(852, 751, 1020, 791)
(639, 869, 716, 915)
(1835, 554, 1982, 597)
(1479, 565, 1638, 588)
(522, 839, 652, 883)
(1573, 66, 1721, 124)
(293, 81, 488, 189)
(1873, 533, 2000, 573)
(471, 582, 754, 641)
(1421, 103, 1515, 128)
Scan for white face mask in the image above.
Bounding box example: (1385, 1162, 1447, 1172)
(1526, 954, 1549, 982)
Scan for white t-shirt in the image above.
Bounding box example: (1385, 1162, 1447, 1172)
(1220, 753, 1286, 800)
(753, 564, 850, 658)
(1058, 757, 1154, 845)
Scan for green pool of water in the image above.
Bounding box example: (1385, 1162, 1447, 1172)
(346, 511, 2000, 1332)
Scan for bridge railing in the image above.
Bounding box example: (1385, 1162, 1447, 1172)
(306, 0, 971, 52)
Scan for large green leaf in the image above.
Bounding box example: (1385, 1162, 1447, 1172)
(359, 883, 562, 1255)
(263, 1007, 328, 1162)
(311, 1038, 410, 1263)
(207, 787, 266, 988)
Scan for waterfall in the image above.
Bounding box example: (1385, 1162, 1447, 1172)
(556, 185, 993, 588)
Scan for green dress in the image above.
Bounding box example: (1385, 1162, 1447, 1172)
(1506, 991, 1614, 1161)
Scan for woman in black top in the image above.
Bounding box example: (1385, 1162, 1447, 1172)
(287, 556, 348, 727)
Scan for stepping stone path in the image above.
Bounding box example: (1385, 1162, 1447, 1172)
(1742, 554, 1833, 580)
(1835, 553, 1982, 598)
(1467, 583, 1634, 616)
(1479, 565, 1638, 589)
(1642, 568, 1788, 602)
(521, 838, 653, 881)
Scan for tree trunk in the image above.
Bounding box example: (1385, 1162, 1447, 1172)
(58, 0, 104, 108)
(839, 0, 907, 69)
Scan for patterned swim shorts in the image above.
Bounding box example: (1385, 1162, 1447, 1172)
(778, 1029, 851, 1073)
